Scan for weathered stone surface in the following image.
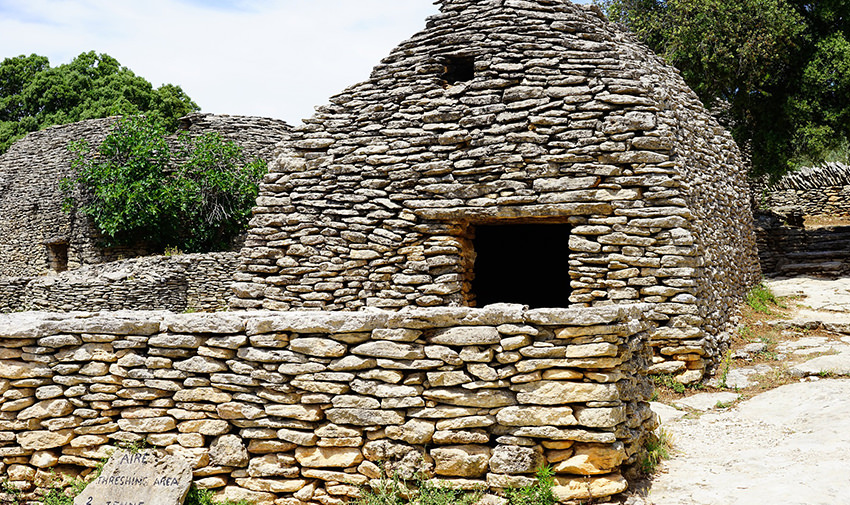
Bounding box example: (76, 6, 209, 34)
(295, 447, 363, 468)
(552, 443, 626, 475)
(325, 408, 405, 426)
(489, 445, 544, 475)
(288, 337, 347, 358)
(429, 327, 501, 346)
(496, 406, 577, 426)
(431, 445, 491, 477)
(351, 341, 425, 360)
(18, 399, 73, 420)
(552, 473, 628, 501)
(17, 430, 73, 450)
(423, 388, 516, 408)
(74, 449, 193, 505)
(513, 381, 619, 404)
(209, 434, 248, 467)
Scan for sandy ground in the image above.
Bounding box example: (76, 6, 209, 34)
(645, 277, 850, 505)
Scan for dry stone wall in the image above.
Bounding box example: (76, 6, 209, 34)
(234, 0, 760, 380)
(0, 252, 239, 313)
(761, 162, 850, 217)
(0, 114, 290, 278)
(0, 306, 654, 504)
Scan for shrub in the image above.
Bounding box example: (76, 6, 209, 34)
(63, 114, 265, 253)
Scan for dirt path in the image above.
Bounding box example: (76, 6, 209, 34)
(644, 277, 850, 505)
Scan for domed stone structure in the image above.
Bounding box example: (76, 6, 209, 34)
(234, 0, 760, 377)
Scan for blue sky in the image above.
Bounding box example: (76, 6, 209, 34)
(0, 0, 592, 125)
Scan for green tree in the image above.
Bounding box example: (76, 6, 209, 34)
(0, 51, 198, 153)
(65, 115, 265, 253)
(599, 0, 850, 178)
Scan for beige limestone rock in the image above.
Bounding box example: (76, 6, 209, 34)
(17, 430, 73, 450)
(117, 417, 176, 433)
(18, 399, 74, 420)
(178, 419, 230, 436)
(429, 327, 501, 346)
(30, 450, 59, 468)
(276, 428, 319, 446)
(488, 445, 544, 475)
(433, 429, 489, 445)
(0, 360, 51, 379)
(264, 404, 323, 421)
(217, 485, 276, 505)
(326, 408, 405, 426)
(551, 473, 628, 501)
(210, 434, 249, 466)
(173, 387, 232, 403)
(351, 341, 425, 360)
(217, 402, 265, 420)
(423, 388, 516, 408)
(385, 419, 436, 445)
(513, 381, 619, 404)
(295, 446, 364, 468)
(302, 468, 369, 485)
(552, 442, 626, 475)
(431, 445, 491, 477)
(235, 478, 308, 493)
(496, 406, 576, 426)
(247, 439, 297, 454)
(289, 337, 347, 358)
(248, 454, 298, 477)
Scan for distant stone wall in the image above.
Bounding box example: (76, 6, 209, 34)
(0, 306, 655, 504)
(0, 252, 239, 313)
(761, 162, 850, 216)
(0, 114, 290, 277)
(754, 210, 850, 277)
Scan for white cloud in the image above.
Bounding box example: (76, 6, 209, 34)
(0, 0, 592, 125)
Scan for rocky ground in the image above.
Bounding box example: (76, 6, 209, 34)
(643, 276, 850, 505)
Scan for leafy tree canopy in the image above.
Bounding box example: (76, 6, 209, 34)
(64, 115, 265, 253)
(598, 0, 850, 178)
(0, 51, 198, 153)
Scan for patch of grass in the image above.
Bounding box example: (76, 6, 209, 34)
(503, 466, 556, 505)
(354, 466, 554, 505)
(746, 282, 784, 314)
(416, 479, 482, 505)
(185, 486, 253, 505)
(640, 428, 673, 474)
(1, 478, 23, 505)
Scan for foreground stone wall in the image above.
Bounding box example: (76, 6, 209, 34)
(0, 252, 239, 313)
(0, 306, 654, 504)
(0, 114, 290, 277)
(760, 162, 850, 217)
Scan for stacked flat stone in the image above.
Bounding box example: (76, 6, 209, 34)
(761, 162, 850, 217)
(0, 306, 654, 504)
(0, 252, 239, 314)
(0, 114, 290, 278)
(234, 0, 759, 380)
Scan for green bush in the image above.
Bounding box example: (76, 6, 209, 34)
(64, 114, 265, 253)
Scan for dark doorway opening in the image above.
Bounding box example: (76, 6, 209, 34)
(471, 223, 571, 308)
(441, 56, 475, 85)
(46, 242, 69, 273)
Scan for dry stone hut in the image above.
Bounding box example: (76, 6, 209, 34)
(0, 113, 290, 277)
(235, 0, 760, 378)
